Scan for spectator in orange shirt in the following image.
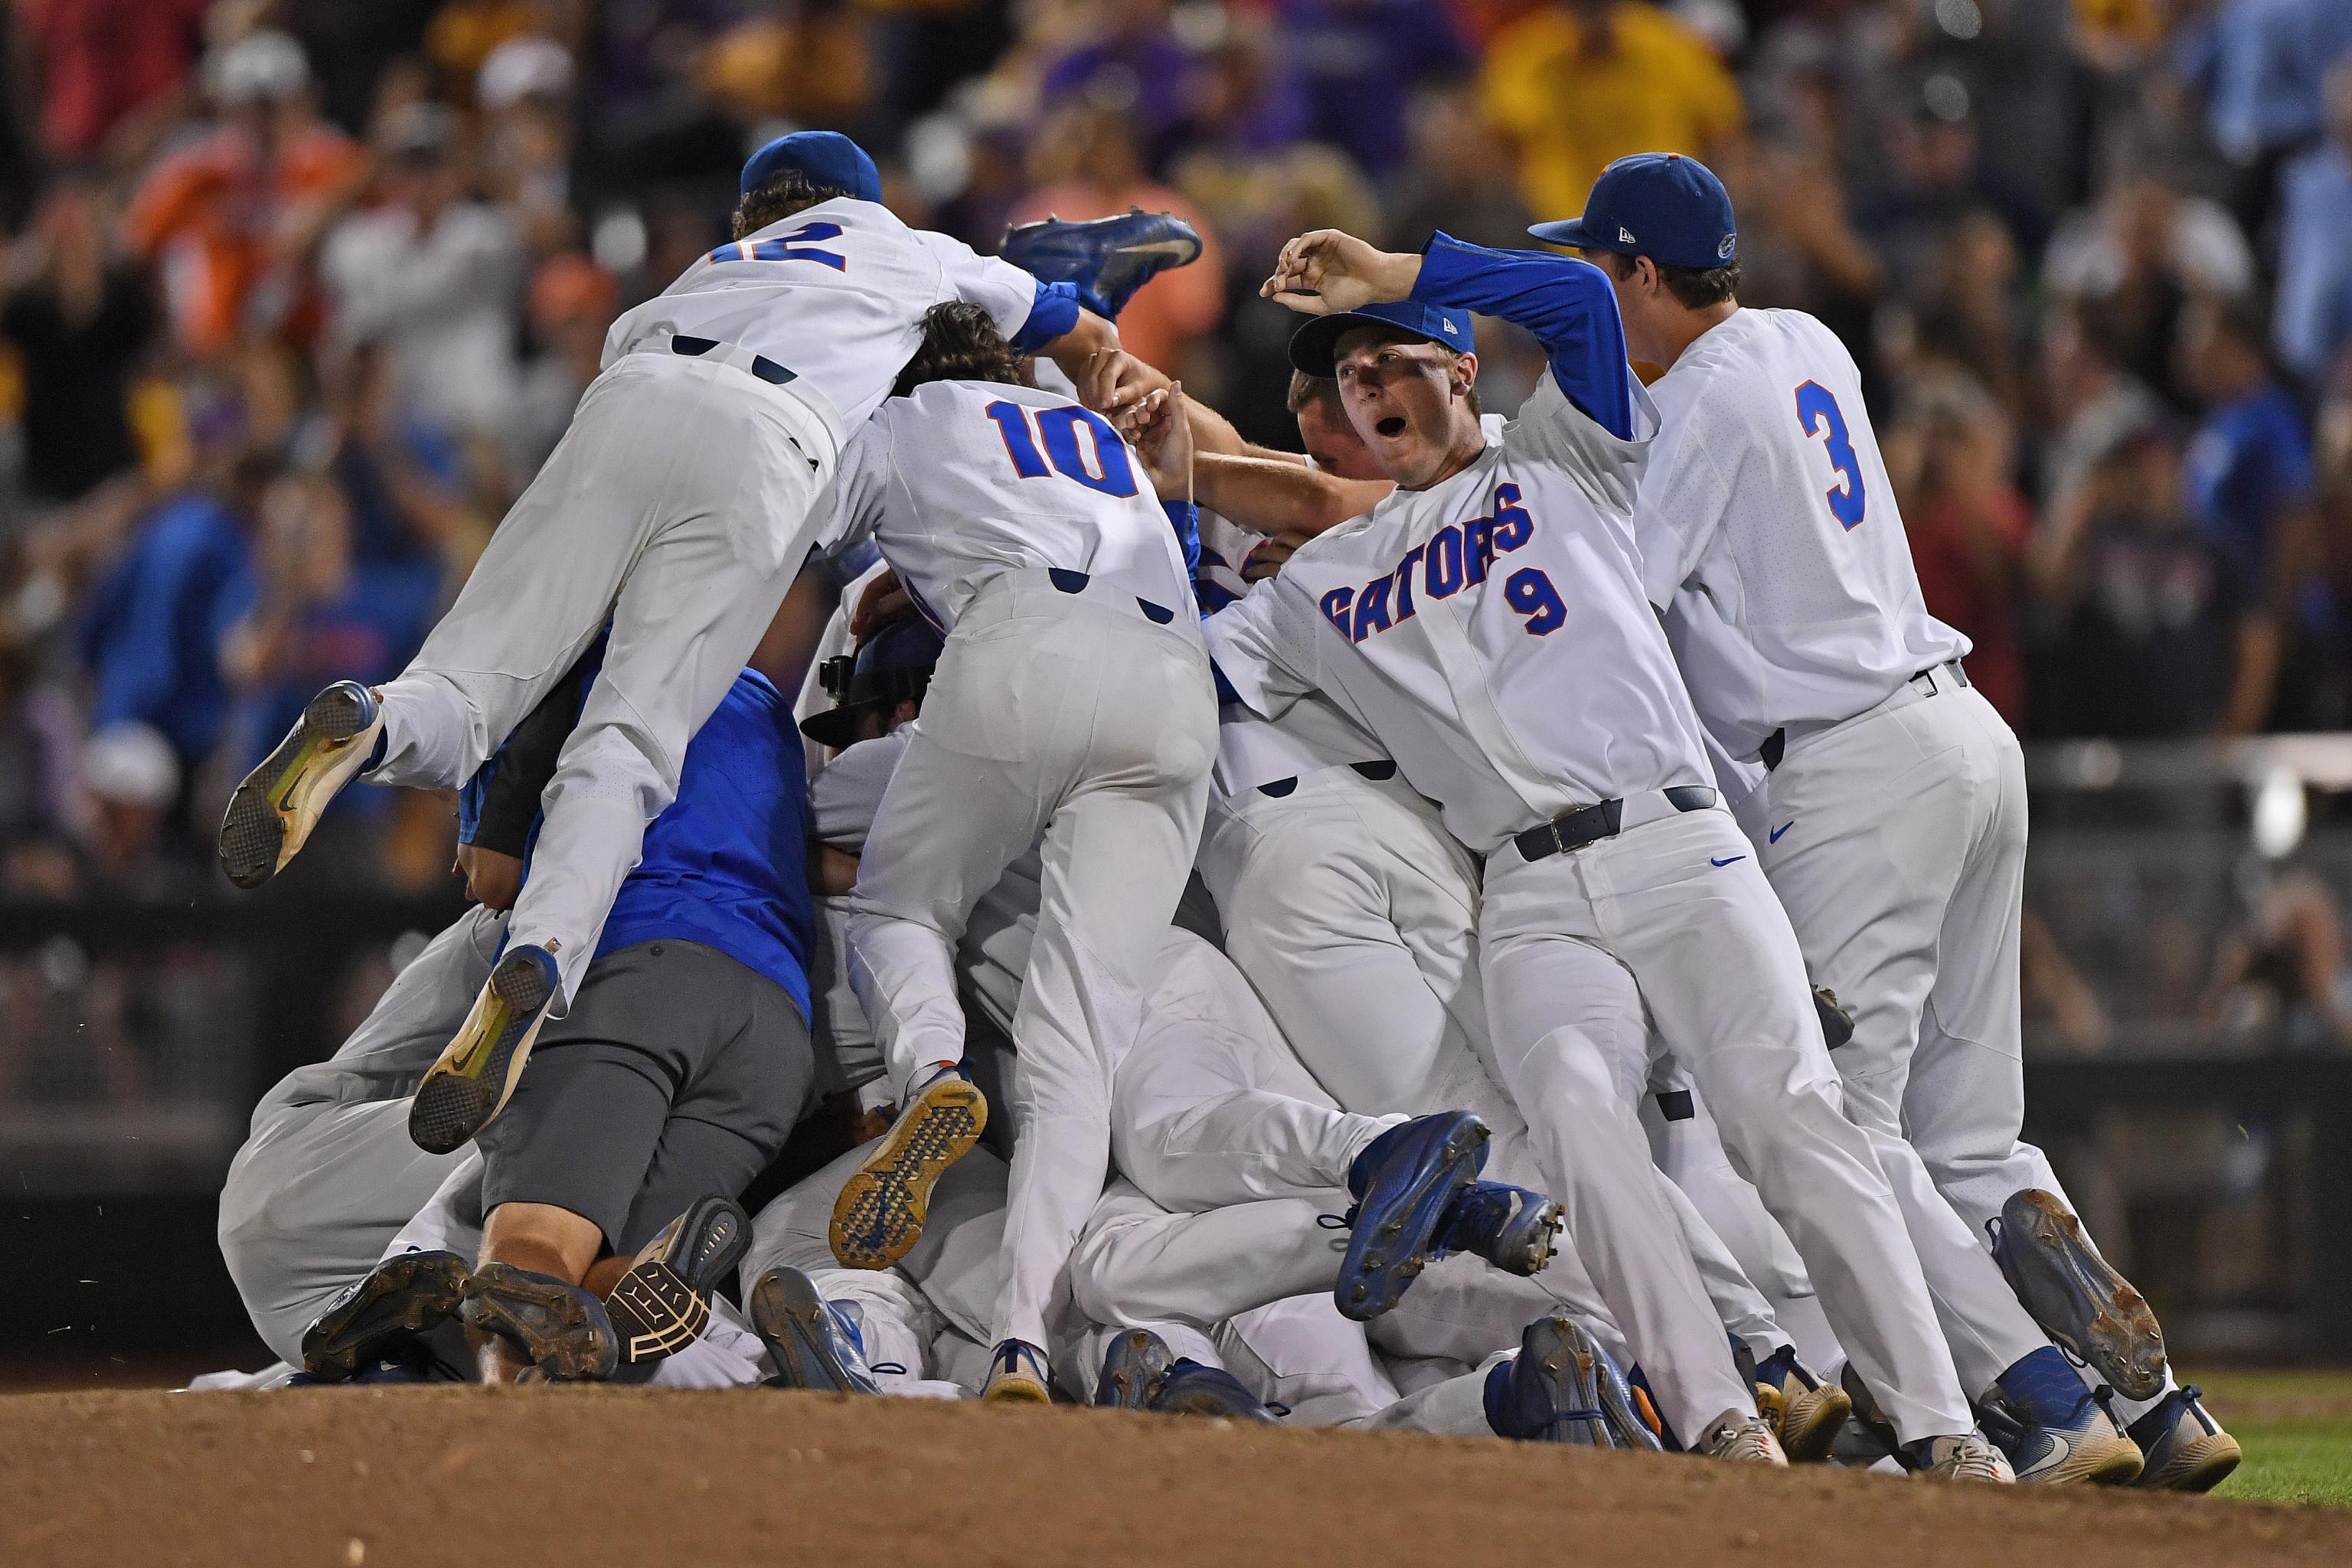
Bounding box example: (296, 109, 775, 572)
(1478, 0, 1743, 224)
(1011, 103, 1223, 375)
(124, 31, 367, 358)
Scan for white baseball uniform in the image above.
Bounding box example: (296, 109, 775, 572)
(824, 377, 1220, 1354)
(1635, 305, 2080, 1403)
(1208, 236, 1978, 1444)
(364, 198, 1054, 1004)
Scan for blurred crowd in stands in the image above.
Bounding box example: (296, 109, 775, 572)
(0, 0, 2350, 913)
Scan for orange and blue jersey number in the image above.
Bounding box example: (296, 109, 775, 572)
(710, 221, 848, 271)
(1318, 482, 1563, 639)
(983, 400, 1138, 498)
(1795, 381, 1866, 530)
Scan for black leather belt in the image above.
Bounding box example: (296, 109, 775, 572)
(1045, 567, 1176, 625)
(1759, 659, 1969, 771)
(1511, 785, 1717, 864)
(1256, 760, 1397, 799)
(671, 334, 799, 386)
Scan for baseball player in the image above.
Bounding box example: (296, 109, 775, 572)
(217, 130, 1158, 1160)
(1214, 224, 2014, 1478)
(1550, 152, 2232, 1491)
(813, 303, 1220, 1403)
(1161, 374, 1849, 1459)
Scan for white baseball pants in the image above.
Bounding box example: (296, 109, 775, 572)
(217, 907, 500, 1361)
(368, 351, 834, 1004)
(1200, 766, 1788, 1398)
(1199, 765, 1488, 1115)
(848, 573, 1218, 1352)
(1481, 801, 1976, 1444)
(1756, 681, 2064, 1396)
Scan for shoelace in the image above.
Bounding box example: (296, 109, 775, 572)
(868, 1361, 908, 1377)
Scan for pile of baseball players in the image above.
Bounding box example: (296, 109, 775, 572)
(199, 127, 2240, 1493)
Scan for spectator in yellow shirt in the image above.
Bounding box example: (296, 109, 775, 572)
(1478, 1, 1744, 223)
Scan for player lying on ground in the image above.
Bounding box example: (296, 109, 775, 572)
(216, 129, 1165, 1162)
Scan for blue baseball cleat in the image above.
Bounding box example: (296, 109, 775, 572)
(2128, 1385, 2240, 1493)
(410, 943, 560, 1154)
(1979, 1348, 2145, 1486)
(606, 1196, 750, 1365)
(1094, 1328, 1175, 1410)
(748, 1266, 882, 1394)
(1989, 1188, 2167, 1403)
(1153, 1360, 1279, 1422)
(218, 680, 382, 888)
(1486, 1312, 1621, 1446)
(1430, 1181, 1563, 1277)
(998, 209, 1204, 321)
(1334, 1112, 1490, 1321)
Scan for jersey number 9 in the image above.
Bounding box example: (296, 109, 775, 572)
(1504, 567, 1566, 635)
(984, 400, 1140, 498)
(1795, 381, 1867, 531)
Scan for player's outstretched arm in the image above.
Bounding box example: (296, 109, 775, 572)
(1194, 453, 1389, 539)
(1406, 234, 1635, 439)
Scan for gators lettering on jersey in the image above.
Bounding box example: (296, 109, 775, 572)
(1207, 369, 1715, 858)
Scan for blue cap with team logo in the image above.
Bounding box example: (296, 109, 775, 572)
(740, 129, 882, 203)
(1287, 299, 1478, 377)
(1527, 152, 1736, 270)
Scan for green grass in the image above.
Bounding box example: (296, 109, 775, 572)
(2189, 1370, 2352, 1507)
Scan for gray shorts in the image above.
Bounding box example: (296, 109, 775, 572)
(478, 939, 813, 1254)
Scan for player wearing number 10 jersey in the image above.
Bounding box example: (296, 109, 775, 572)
(1215, 226, 2007, 1475)
(815, 304, 1218, 1404)
(1564, 153, 2192, 1484)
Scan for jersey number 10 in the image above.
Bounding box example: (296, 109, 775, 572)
(984, 400, 1140, 498)
(1795, 381, 1867, 531)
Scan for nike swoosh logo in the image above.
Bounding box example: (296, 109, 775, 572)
(1710, 855, 1746, 867)
(1117, 240, 1197, 258)
(1770, 821, 1795, 843)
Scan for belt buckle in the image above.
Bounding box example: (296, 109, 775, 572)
(1545, 819, 1570, 858)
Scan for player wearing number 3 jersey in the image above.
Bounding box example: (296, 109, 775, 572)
(1211, 227, 2004, 1475)
(1566, 152, 2200, 1484)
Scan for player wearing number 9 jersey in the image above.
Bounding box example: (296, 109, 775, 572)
(1561, 153, 2198, 1485)
(813, 303, 1218, 1405)
(1217, 227, 2007, 1475)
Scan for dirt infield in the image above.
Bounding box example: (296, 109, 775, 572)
(8, 1388, 2350, 1568)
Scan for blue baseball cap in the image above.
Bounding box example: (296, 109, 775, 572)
(1528, 152, 1736, 271)
(740, 129, 881, 204)
(1287, 300, 1478, 377)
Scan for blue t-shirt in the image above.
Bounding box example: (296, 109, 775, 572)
(77, 492, 253, 762)
(2181, 384, 2314, 577)
(466, 662, 817, 1021)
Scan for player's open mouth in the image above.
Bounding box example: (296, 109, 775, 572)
(1374, 416, 1408, 438)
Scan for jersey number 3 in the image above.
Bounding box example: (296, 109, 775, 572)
(984, 400, 1138, 498)
(1795, 381, 1866, 531)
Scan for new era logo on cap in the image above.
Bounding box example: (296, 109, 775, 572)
(1527, 152, 1737, 271)
(1442, 316, 1458, 332)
